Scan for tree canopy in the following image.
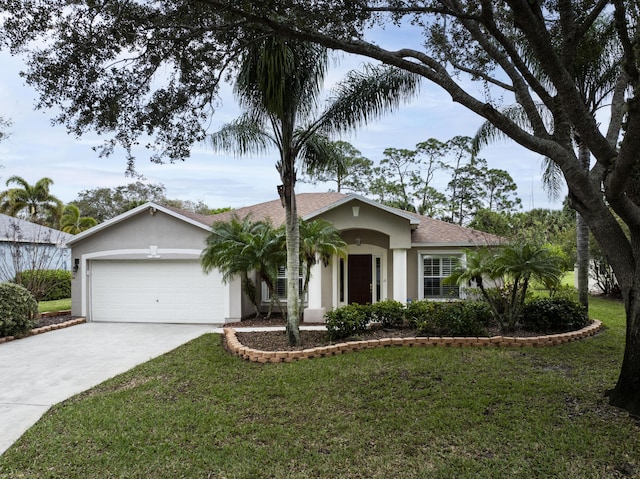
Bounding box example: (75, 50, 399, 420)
(70, 182, 216, 222)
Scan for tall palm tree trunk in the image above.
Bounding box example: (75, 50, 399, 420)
(279, 152, 301, 346)
(576, 139, 590, 309)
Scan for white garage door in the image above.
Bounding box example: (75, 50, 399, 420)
(90, 260, 225, 324)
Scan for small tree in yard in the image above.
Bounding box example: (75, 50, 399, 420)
(299, 218, 347, 316)
(201, 215, 285, 319)
(448, 244, 564, 332)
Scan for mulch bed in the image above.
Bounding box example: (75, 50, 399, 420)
(35, 314, 81, 328)
(231, 317, 543, 352)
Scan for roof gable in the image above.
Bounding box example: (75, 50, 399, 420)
(66, 202, 212, 246)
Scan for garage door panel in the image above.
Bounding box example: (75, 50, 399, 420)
(90, 260, 224, 324)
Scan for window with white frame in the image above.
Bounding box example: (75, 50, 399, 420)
(421, 255, 461, 299)
(262, 265, 305, 302)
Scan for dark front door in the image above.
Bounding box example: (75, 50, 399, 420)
(348, 254, 372, 304)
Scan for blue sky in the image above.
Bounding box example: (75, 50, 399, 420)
(0, 41, 564, 212)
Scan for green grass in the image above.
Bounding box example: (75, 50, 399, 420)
(37, 298, 71, 313)
(2, 296, 638, 478)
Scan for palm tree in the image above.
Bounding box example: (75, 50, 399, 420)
(492, 243, 563, 331)
(60, 205, 97, 234)
(448, 244, 563, 331)
(201, 215, 286, 318)
(299, 218, 347, 315)
(209, 37, 420, 345)
(446, 248, 503, 322)
(0, 176, 63, 225)
(471, 17, 623, 310)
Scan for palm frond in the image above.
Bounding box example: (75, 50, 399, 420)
(234, 37, 327, 122)
(471, 104, 550, 157)
(208, 114, 275, 156)
(297, 132, 347, 179)
(315, 64, 421, 136)
(541, 158, 564, 201)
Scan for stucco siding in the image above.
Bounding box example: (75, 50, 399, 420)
(318, 200, 412, 249)
(407, 248, 420, 301)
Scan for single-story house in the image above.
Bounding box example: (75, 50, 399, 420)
(0, 213, 73, 282)
(68, 192, 503, 324)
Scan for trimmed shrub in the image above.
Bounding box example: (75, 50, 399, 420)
(521, 297, 589, 334)
(18, 269, 71, 301)
(412, 301, 489, 337)
(325, 304, 370, 340)
(0, 282, 38, 338)
(405, 299, 435, 326)
(370, 299, 405, 327)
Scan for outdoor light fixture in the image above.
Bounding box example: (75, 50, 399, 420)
(352, 206, 360, 217)
(73, 258, 80, 272)
(356, 237, 361, 246)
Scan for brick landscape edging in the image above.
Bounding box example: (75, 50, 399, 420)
(0, 311, 87, 345)
(223, 320, 603, 363)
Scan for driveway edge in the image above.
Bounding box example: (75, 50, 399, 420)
(0, 316, 86, 345)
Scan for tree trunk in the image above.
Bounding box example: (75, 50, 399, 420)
(576, 212, 590, 308)
(576, 140, 590, 309)
(608, 286, 640, 415)
(279, 157, 301, 346)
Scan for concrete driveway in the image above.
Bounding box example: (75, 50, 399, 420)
(0, 322, 222, 456)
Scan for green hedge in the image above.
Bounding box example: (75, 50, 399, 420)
(370, 299, 405, 327)
(0, 282, 38, 338)
(409, 300, 490, 337)
(521, 297, 588, 334)
(326, 300, 491, 339)
(18, 269, 71, 301)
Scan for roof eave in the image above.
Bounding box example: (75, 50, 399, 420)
(303, 193, 420, 226)
(411, 241, 504, 248)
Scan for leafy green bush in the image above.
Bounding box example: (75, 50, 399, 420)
(405, 300, 436, 326)
(370, 299, 405, 327)
(0, 282, 38, 338)
(521, 297, 589, 333)
(325, 304, 370, 340)
(412, 301, 489, 337)
(18, 270, 71, 301)
(549, 284, 579, 302)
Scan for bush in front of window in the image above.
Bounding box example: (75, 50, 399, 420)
(325, 304, 370, 340)
(0, 282, 38, 338)
(409, 300, 489, 337)
(370, 299, 405, 328)
(521, 297, 588, 334)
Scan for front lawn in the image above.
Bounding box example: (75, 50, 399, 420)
(38, 298, 71, 313)
(1, 296, 638, 478)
